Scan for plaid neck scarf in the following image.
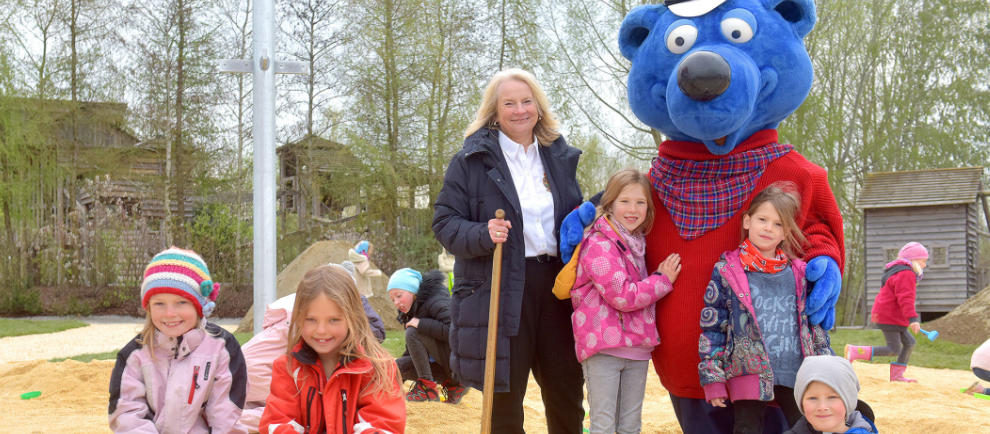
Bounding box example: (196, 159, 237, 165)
(739, 239, 789, 273)
(650, 142, 792, 239)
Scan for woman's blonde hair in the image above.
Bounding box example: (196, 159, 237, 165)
(286, 264, 399, 397)
(464, 68, 561, 146)
(597, 168, 655, 234)
(743, 181, 807, 258)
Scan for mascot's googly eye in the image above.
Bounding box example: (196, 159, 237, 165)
(666, 24, 698, 54)
(720, 18, 754, 43)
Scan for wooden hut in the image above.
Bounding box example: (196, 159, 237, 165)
(277, 135, 363, 225)
(857, 167, 988, 322)
(277, 135, 435, 228)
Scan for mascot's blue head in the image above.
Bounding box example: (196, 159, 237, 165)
(619, 0, 816, 155)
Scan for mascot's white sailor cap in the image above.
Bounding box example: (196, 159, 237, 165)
(665, 0, 727, 17)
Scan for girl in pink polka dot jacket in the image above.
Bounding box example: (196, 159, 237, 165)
(569, 168, 681, 434)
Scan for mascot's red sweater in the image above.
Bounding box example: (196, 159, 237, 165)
(645, 130, 844, 399)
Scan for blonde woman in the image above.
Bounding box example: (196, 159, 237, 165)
(433, 68, 584, 433)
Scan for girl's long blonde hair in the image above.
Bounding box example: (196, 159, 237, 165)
(286, 264, 399, 397)
(463, 68, 561, 146)
(597, 168, 655, 234)
(743, 181, 807, 258)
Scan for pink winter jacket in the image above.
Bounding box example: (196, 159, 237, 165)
(238, 300, 293, 431)
(570, 216, 674, 362)
(108, 322, 248, 433)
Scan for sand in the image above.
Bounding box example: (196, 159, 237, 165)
(1, 358, 986, 433)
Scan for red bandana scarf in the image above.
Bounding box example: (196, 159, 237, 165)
(739, 239, 788, 273)
(650, 142, 792, 239)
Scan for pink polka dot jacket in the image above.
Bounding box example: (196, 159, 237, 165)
(570, 215, 674, 363)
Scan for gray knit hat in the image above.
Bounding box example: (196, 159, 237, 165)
(793, 355, 860, 424)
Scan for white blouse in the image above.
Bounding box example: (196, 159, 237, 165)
(498, 131, 557, 257)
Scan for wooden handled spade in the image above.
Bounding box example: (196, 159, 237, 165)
(480, 209, 505, 434)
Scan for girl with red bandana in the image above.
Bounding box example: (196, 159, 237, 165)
(698, 183, 833, 434)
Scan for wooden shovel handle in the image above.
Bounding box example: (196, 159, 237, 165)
(481, 209, 505, 434)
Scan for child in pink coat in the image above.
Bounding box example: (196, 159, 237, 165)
(108, 247, 247, 433)
(846, 242, 928, 382)
(570, 168, 681, 434)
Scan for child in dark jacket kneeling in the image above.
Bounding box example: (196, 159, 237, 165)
(786, 355, 878, 434)
(387, 267, 467, 404)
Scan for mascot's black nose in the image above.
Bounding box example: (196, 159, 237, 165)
(677, 51, 731, 102)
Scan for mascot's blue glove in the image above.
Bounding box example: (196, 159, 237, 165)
(559, 201, 597, 263)
(805, 256, 841, 329)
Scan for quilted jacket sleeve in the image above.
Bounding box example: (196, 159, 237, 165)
(432, 155, 496, 259)
(698, 267, 731, 400)
(416, 297, 451, 343)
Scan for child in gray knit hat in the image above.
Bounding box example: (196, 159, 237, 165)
(785, 355, 878, 434)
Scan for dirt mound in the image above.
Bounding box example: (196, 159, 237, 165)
(928, 285, 990, 345)
(237, 240, 396, 333)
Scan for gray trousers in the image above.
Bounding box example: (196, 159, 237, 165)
(582, 353, 650, 434)
(396, 326, 448, 382)
(873, 323, 915, 364)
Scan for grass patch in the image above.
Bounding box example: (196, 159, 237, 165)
(382, 329, 405, 358)
(829, 328, 976, 371)
(50, 351, 117, 363)
(0, 318, 88, 338)
(235, 331, 253, 345)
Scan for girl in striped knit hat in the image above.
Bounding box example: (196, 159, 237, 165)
(108, 247, 248, 433)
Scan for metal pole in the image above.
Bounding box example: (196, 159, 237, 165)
(252, 0, 276, 334)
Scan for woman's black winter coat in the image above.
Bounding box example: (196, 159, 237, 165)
(432, 127, 583, 391)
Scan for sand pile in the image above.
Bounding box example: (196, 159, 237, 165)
(237, 240, 397, 333)
(2, 359, 985, 433)
(928, 285, 990, 345)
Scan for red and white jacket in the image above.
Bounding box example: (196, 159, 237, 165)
(260, 342, 405, 434)
(108, 322, 248, 433)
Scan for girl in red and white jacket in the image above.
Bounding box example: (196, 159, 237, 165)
(846, 242, 928, 382)
(570, 168, 681, 434)
(108, 247, 248, 433)
(260, 264, 405, 434)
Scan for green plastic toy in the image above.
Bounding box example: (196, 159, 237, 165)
(20, 391, 41, 400)
(960, 387, 990, 400)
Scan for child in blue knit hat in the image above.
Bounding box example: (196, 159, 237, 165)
(388, 267, 467, 404)
(109, 247, 247, 433)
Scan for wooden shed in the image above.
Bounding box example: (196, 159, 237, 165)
(277, 135, 366, 228)
(857, 167, 989, 322)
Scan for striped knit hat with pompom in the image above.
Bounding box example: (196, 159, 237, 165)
(141, 247, 219, 317)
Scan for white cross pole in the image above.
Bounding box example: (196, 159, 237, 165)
(218, 0, 307, 335)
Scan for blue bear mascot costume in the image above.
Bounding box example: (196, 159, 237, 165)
(560, 0, 844, 432)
